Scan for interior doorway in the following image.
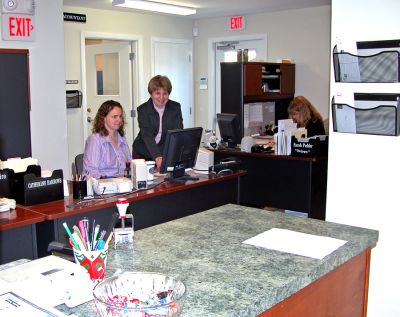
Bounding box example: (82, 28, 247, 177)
(152, 37, 194, 128)
(209, 36, 267, 136)
(75, 32, 142, 157)
(84, 40, 136, 147)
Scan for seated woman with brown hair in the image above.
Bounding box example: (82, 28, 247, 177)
(288, 96, 326, 137)
(83, 100, 132, 179)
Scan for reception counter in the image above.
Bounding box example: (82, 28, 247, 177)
(212, 149, 328, 220)
(0, 171, 244, 263)
(59, 204, 378, 317)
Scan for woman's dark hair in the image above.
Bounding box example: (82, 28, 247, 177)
(148, 75, 172, 94)
(92, 100, 126, 136)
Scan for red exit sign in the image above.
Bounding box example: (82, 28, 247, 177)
(2, 14, 36, 41)
(229, 16, 245, 30)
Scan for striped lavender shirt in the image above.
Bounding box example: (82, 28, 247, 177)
(83, 133, 132, 179)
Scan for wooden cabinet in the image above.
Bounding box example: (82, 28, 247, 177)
(221, 62, 295, 138)
(244, 62, 295, 97)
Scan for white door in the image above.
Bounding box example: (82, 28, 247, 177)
(214, 39, 266, 135)
(153, 39, 193, 128)
(85, 41, 136, 146)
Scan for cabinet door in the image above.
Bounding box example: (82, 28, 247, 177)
(244, 64, 262, 96)
(0, 49, 31, 160)
(280, 64, 295, 94)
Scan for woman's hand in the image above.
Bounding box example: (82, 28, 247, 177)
(155, 156, 163, 169)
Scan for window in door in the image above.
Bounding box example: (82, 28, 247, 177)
(95, 52, 120, 95)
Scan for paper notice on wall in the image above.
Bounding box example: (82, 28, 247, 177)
(244, 103, 249, 129)
(249, 103, 263, 122)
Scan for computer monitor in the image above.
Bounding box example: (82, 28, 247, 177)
(217, 113, 241, 149)
(160, 127, 203, 182)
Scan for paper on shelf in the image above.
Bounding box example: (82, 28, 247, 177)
(242, 228, 347, 260)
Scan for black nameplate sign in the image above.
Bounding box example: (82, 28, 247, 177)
(21, 169, 64, 205)
(63, 12, 87, 23)
(8, 166, 64, 205)
(291, 136, 328, 158)
(0, 169, 11, 198)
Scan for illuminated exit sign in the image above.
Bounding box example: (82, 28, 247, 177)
(229, 16, 245, 30)
(2, 14, 36, 41)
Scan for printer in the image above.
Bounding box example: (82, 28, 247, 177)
(90, 177, 133, 195)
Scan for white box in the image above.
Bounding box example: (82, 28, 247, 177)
(131, 159, 147, 189)
(194, 147, 214, 172)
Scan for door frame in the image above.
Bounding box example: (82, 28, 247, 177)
(151, 37, 194, 127)
(207, 34, 267, 130)
(80, 31, 144, 144)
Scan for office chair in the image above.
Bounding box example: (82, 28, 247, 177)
(75, 153, 84, 176)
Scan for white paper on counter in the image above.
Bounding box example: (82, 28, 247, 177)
(242, 228, 347, 259)
(0, 291, 70, 317)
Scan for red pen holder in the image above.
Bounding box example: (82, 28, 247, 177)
(73, 247, 108, 281)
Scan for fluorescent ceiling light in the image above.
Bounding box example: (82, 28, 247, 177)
(112, 0, 196, 16)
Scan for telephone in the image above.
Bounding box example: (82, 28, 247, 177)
(209, 157, 241, 174)
(251, 144, 274, 153)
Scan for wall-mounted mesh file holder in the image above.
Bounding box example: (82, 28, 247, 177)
(66, 90, 82, 108)
(332, 94, 400, 136)
(333, 39, 400, 83)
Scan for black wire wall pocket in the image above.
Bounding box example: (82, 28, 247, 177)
(333, 39, 400, 83)
(332, 94, 400, 136)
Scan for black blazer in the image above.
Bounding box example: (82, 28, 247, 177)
(132, 98, 183, 160)
(306, 118, 325, 137)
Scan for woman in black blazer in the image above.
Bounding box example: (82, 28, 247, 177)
(132, 75, 183, 169)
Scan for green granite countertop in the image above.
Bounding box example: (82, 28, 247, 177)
(61, 204, 378, 317)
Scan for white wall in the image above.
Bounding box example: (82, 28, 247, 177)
(63, 6, 193, 174)
(193, 6, 331, 130)
(0, 0, 68, 174)
(64, 6, 331, 174)
(327, 1, 400, 316)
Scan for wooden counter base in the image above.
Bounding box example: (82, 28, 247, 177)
(259, 248, 371, 317)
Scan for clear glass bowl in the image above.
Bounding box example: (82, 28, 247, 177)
(93, 272, 186, 317)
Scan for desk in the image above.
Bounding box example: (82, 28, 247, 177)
(26, 171, 244, 257)
(0, 206, 45, 264)
(57, 204, 378, 317)
(213, 149, 328, 220)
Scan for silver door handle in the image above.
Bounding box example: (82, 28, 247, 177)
(87, 116, 93, 123)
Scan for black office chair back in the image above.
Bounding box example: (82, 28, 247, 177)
(75, 153, 84, 176)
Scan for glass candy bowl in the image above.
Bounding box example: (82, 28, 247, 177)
(93, 272, 186, 317)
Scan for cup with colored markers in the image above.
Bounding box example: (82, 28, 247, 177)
(73, 247, 109, 281)
(63, 221, 112, 282)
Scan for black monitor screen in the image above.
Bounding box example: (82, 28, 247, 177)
(160, 127, 203, 181)
(217, 113, 241, 148)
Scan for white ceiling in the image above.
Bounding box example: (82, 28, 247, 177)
(63, 0, 330, 19)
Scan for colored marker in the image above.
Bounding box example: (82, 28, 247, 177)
(62, 222, 80, 250)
